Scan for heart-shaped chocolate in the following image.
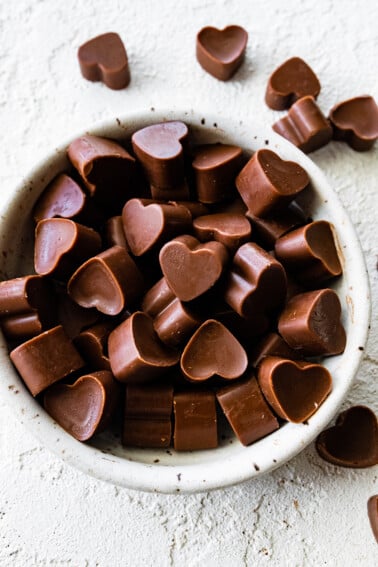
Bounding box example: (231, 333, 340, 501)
(78, 32, 130, 90)
(68, 245, 144, 315)
(44, 371, 119, 441)
(275, 220, 342, 285)
(236, 149, 309, 217)
(122, 199, 191, 256)
(315, 406, 378, 467)
(33, 174, 86, 222)
(159, 235, 228, 301)
(74, 322, 115, 371)
(368, 495, 378, 542)
(265, 57, 321, 110)
(329, 95, 378, 151)
(34, 218, 102, 280)
(278, 288, 346, 356)
(181, 319, 248, 381)
(257, 356, 332, 423)
(193, 213, 251, 251)
(196, 26, 248, 81)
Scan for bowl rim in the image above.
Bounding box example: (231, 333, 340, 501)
(0, 107, 371, 493)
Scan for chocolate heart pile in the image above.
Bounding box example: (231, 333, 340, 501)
(1, 121, 349, 451)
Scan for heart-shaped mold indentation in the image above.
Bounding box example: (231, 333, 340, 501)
(196, 26, 248, 81)
(159, 235, 228, 301)
(236, 149, 309, 217)
(193, 213, 251, 251)
(329, 95, 378, 151)
(275, 220, 342, 285)
(78, 32, 130, 90)
(68, 246, 144, 315)
(44, 371, 118, 441)
(257, 356, 332, 423)
(181, 319, 248, 381)
(315, 406, 378, 467)
(265, 57, 321, 110)
(122, 199, 191, 256)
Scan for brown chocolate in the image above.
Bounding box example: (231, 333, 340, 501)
(329, 95, 378, 151)
(168, 200, 209, 219)
(159, 235, 228, 302)
(78, 32, 130, 90)
(196, 26, 248, 81)
(56, 290, 100, 339)
(10, 325, 85, 396)
(44, 371, 119, 441)
(275, 220, 342, 285)
(34, 218, 102, 280)
(249, 332, 299, 368)
(131, 121, 189, 193)
(224, 242, 287, 319)
(236, 149, 309, 217)
(68, 245, 144, 315)
(67, 135, 136, 212)
(108, 311, 180, 384)
(272, 96, 333, 153)
(123, 383, 173, 448)
(278, 289, 346, 356)
(257, 356, 332, 423)
(105, 216, 130, 250)
(192, 143, 243, 203)
(216, 373, 279, 445)
(173, 390, 218, 450)
(122, 198, 192, 256)
(367, 495, 378, 543)
(316, 406, 378, 467)
(246, 204, 305, 249)
(74, 322, 115, 371)
(265, 57, 321, 110)
(142, 277, 201, 347)
(181, 319, 248, 382)
(193, 213, 251, 251)
(33, 174, 87, 222)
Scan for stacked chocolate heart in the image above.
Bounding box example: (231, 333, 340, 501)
(0, 121, 347, 451)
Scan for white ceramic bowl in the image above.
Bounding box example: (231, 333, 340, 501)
(0, 108, 370, 493)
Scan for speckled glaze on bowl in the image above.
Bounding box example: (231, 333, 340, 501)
(0, 109, 370, 493)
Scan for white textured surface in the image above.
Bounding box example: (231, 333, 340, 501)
(0, 0, 377, 565)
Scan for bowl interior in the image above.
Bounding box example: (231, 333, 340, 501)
(0, 108, 370, 493)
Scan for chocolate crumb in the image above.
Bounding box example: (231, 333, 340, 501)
(253, 463, 260, 471)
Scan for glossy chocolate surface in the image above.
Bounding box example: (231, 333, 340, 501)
(173, 390, 218, 450)
(329, 95, 378, 151)
(193, 213, 251, 251)
(265, 57, 320, 110)
(196, 26, 248, 81)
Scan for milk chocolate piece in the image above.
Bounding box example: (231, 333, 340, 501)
(34, 218, 102, 280)
(122, 199, 192, 256)
(275, 220, 342, 285)
(57, 290, 100, 339)
(33, 174, 87, 222)
(236, 149, 309, 217)
(44, 371, 119, 441)
(123, 383, 173, 448)
(68, 135, 136, 212)
(250, 332, 299, 368)
(74, 322, 115, 371)
(181, 319, 247, 382)
(216, 373, 279, 445)
(367, 495, 378, 543)
(316, 406, 378, 467)
(160, 235, 228, 302)
(169, 200, 209, 219)
(273, 96, 333, 153)
(193, 213, 251, 251)
(131, 122, 189, 191)
(192, 144, 243, 203)
(215, 197, 248, 216)
(108, 312, 180, 384)
(257, 356, 332, 423)
(265, 57, 321, 110)
(78, 32, 130, 90)
(329, 95, 378, 151)
(224, 242, 287, 319)
(10, 325, 85, 396)
(68, 245, 144, 315)
(1, 312, 50, 341)
(196, 26, 248, 81)
(246, 205, 305, 249)
(173, 390, 218, 450)
(150, 180, 190, 201)
(142, 278, 201, 347)
(105, 216, 130, 250)
(278, 289, 346, 356)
